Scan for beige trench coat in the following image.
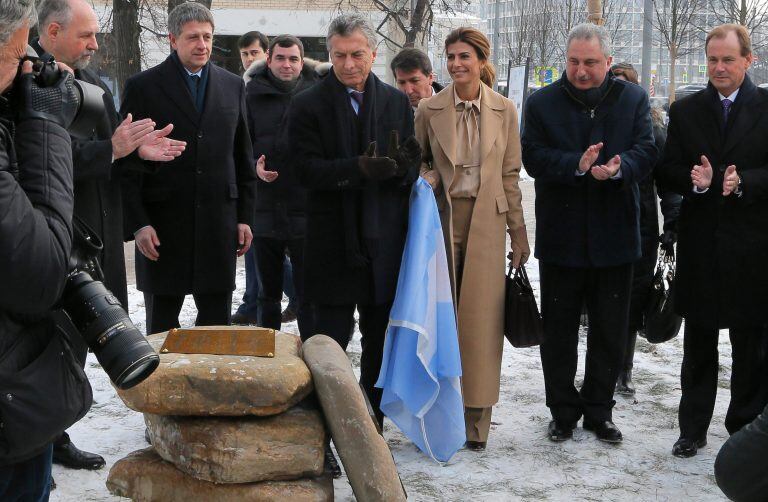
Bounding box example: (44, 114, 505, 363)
(415, 83, 529, 408)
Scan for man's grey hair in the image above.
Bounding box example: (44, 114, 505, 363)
(168, 1, 215, 38)
(0, 0, 37, 46)
(36, 0, 71, 32)
(326, 14, 378, 51)
(567, 23, 612, 58)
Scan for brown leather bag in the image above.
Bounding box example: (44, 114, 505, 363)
(504, 265, 544, 348)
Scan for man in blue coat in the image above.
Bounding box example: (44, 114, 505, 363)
(287, 14, 420, 426)
(522, 23, 656, 443)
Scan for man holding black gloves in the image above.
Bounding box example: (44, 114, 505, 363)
(287, 14, 421, 425)
(0, 0, 92, 498)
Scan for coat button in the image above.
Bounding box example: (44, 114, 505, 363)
(5, 393, 12, 401)
(197, 132, 203, 139)
(103, 210, 108, 217)
(197, 170, 202, 174)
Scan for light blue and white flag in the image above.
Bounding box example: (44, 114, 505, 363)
(375, 177, 465, 463)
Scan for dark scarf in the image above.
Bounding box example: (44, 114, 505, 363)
(563, 71, 613, 109)
(265, 68, 301, 94)
(329, 71, 380, 268)
(170, 51, 209, 114)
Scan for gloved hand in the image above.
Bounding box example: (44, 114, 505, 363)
(358, 141, 399, 181)
(659, 230, 677, 254)
(387, 130, 422, 176)
(14, 65, 80, 128)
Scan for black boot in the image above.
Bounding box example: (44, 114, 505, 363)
(616, 370, 635, 396)
(324, 446, 342, 479)
(616, 330, 638, 396)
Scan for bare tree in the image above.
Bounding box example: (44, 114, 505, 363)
(653, 0, 704, 102)
(710, 0, 768, 50)
(112, 0, 141, 94)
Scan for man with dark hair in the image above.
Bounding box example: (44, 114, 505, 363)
(238, 30, 268, 72)
(121, 2, 256, 335)
(244, 34, 323, 337)
(288, 14, 421, 427)
(34, 0, 184, 471)
(659, 23, 768, 458)
(391, 47, 442, 109)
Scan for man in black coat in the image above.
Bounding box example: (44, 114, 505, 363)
(34, 0, 185, 470)
(288, 14, 420, 425)
(521, 24, 657, 444)
(121, 2, 256, 335)
(659, 24, 768, 458)
(245, 35, 323, 337)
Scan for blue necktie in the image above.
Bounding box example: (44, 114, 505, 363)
(190, 74, 201, 110)
(722, 98, 732, 125)
(350, 91, 364, 114)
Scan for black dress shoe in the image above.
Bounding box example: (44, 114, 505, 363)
(615, 371, 636, 396)
(547, 420, 575, 442)
(672, 437, 706, 458)
(465, 441, 486, 451)
(324, 447, 342, 479)
(231, 312, 258, 325)
(52, 441, 106, 470)
(583, 420, 623, 443)
(281, 306, 297, 323)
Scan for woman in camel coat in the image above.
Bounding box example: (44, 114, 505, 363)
(415, 27, 530, 449)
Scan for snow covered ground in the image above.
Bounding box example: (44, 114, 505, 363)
(50, 181, 730, 501)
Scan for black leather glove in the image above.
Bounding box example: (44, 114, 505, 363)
(659, 230, 677, 254)
(387, 130, 422, 177)
(14, 67, 80, 128)
(358, 141, 398, 181)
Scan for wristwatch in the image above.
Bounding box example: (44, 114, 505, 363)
(734, 175, 743, 196)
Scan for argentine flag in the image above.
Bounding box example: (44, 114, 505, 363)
(375, 177, 465, 463)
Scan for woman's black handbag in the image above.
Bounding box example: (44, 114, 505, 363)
(643, 248, 683, 344)
(504, 265, 544, 348)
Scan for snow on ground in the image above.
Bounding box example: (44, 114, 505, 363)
(50, 182, 730, 501)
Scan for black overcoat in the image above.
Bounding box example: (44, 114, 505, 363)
(521, 74, 658, 268)
(120, 55, 256, 295)
(70, 68, 128, 306)
(658, 77, 768, 329)
(31, 40, 128, 306)
(245, 61, 319, 239)
(287, 71, 416, 305)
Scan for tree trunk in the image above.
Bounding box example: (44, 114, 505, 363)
(403, 0, 429, 48)
(587, 0, 604, 25)
(113, 0, 141, 98)
(669, 44, 678, 104)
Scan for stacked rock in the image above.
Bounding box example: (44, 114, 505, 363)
(106, 328, 333, 502)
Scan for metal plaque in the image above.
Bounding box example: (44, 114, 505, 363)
(159, 326, 276, 357)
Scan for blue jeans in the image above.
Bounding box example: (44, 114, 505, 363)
(236, 247, 296, 318)
(0, 444, 53, 502)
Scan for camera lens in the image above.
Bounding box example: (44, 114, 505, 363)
(60, 271, 159, 390)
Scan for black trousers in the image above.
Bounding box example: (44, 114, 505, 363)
(678, 322, 768, 439)
(539, 262, 633, 424)
(143, 292, 232, 335)
(253, 236, 312, 338)
(715, 402, 768, 502)
(310, 302, 391, 426)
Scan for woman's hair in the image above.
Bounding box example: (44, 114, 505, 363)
(611, 62, 638, 84)
(650, 106, 664, 128)
(444, 27, 496, 88)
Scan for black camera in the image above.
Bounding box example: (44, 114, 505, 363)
(11, 47, 106, 138)
(58, 218, 159, 390)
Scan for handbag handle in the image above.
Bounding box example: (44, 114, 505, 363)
(508, 263, 531, 285)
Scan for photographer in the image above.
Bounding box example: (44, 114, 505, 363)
(0, 0, 91, 499)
